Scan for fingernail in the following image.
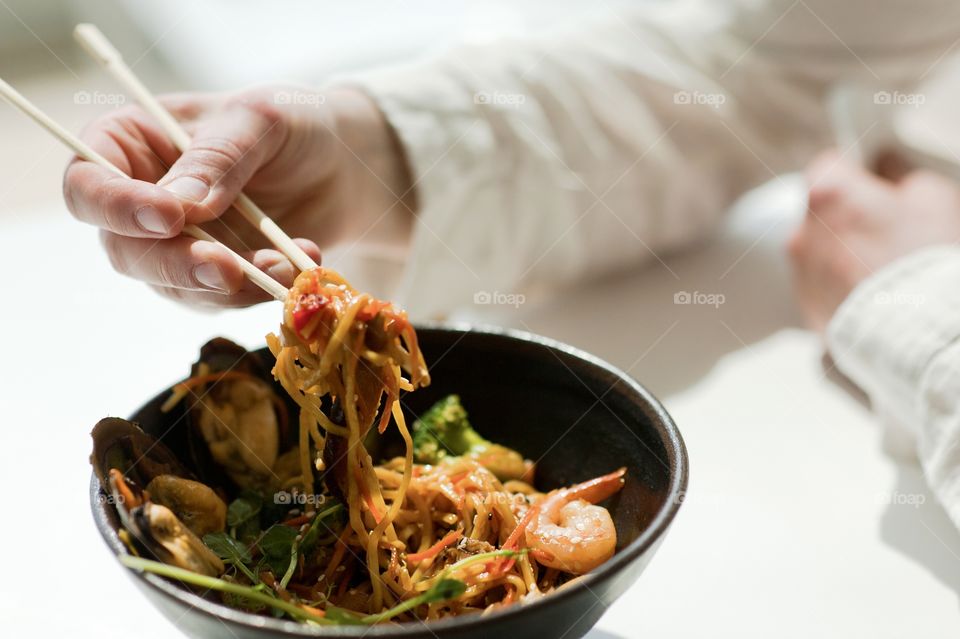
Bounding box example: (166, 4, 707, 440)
(164, 176, 209, 203)
(194, 262, 228, 292)
(265, 261, 294, 283)
(135, 206, 170, 235)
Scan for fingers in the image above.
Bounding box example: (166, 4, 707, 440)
(64, 103, 190, 238)
(66, 91, 317, 310)
(100, 231, 245, 293)
(65, 94, 287, 240)
(805, 149, 895, 221)
(101, 232, 321, 308)
(806, 150, 866, 201)
(66, 163, 186, 237)
(155, 97, 288, 224)
(792, 149, 905, 333)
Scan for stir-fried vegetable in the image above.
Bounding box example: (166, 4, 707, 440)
(95, 378, 624, 626)
(412, 395, 529, 480)
(121, 555, 468, 626)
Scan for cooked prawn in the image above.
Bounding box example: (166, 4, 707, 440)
(524, 468, 625, 574)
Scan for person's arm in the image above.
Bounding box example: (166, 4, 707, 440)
(346, 0, 960, 316)
(829, 248, 960, 526)
(789, 154, 960, 527)
(65, 0, 960, 310)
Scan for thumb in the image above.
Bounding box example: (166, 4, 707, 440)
(157, 99, 286, 223)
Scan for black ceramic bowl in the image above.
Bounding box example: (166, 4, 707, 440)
(90, 325, 687, 639)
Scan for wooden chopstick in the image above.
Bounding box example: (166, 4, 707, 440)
(74, 23, 319, 274)
(0, 77, 288, 301)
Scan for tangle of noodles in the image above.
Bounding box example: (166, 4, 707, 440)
(268, 267, 431, 613)
(139, 266, 625, 623)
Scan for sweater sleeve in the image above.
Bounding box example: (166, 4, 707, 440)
(344, 0, 960, 317)
(827, 247, 960, 528)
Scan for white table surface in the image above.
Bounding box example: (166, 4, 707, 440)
(1, 177, 958, 638)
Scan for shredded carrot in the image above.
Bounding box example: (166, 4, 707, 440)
(449, 471, 469, 485)
(489, 505, 540, 575)
(503, 505, 539, 551)
(323, 527, 352, 585)
(376, 384, 395, 435)
(356, 469, 383, 524)
(259, 570, 291, 601)
(108, 469, 141, 508)
(300, 604, 325, 618)
(406, 530, 462, 564)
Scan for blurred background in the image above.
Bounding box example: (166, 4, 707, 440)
(2, 0, 960, 232)
(0, 0, 639, 215)
(3, 2, 960, 637)
(3, 0, 960, 215)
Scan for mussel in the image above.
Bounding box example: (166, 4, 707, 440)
(145, 474, 226, 537)
(91, 418, 226, 577)
(177, 339, 287, 491)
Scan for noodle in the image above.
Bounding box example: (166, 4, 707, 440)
(127, 265, 624, 625)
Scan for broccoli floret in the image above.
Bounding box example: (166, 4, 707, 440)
(412, 395, 480, 462)
(412, 395, 528, 480)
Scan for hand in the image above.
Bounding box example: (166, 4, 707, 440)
(788, 150, 960, 332)
(63, 86, 415, 308)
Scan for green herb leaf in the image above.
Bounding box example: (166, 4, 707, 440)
(361, 578, 467, 624)
(259, 524, 298, 557)
(120, 555, 331, 625)
(227, 491, 262, 528)
(422, 578, 467, 603)
(258, 524, 299, 574)
(324, 606, 366, 625)
(203, 532, 260, 584)
(221, 589, 267, 613)
(301, 502, 345, 554)
(203, 532, 252, 564)
(227, 491, 264, 543)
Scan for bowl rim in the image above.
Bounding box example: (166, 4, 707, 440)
(90, 322, 688, 637)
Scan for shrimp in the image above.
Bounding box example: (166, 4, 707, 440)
(524, 468, 625, 574)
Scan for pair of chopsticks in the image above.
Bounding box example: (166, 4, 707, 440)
(0, 23, 316, 301)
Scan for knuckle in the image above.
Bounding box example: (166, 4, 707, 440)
(226, 91, 288, 148)
(98, 176, 140, 234)
(230, 91, 285, 128)
(110, 104, 148, 124)
(80, 105, 141, 143)
(187, 137, 248, 174)
(176, 140, 251, 196)
(807, 181, 841, 211)
(156, 254, 187, 288)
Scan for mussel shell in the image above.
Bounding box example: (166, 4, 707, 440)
(90, 417, 193, 488)
(180, 338, 293, 491)
(192, 338, 268, 379)
(130, 502, 225, 577)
